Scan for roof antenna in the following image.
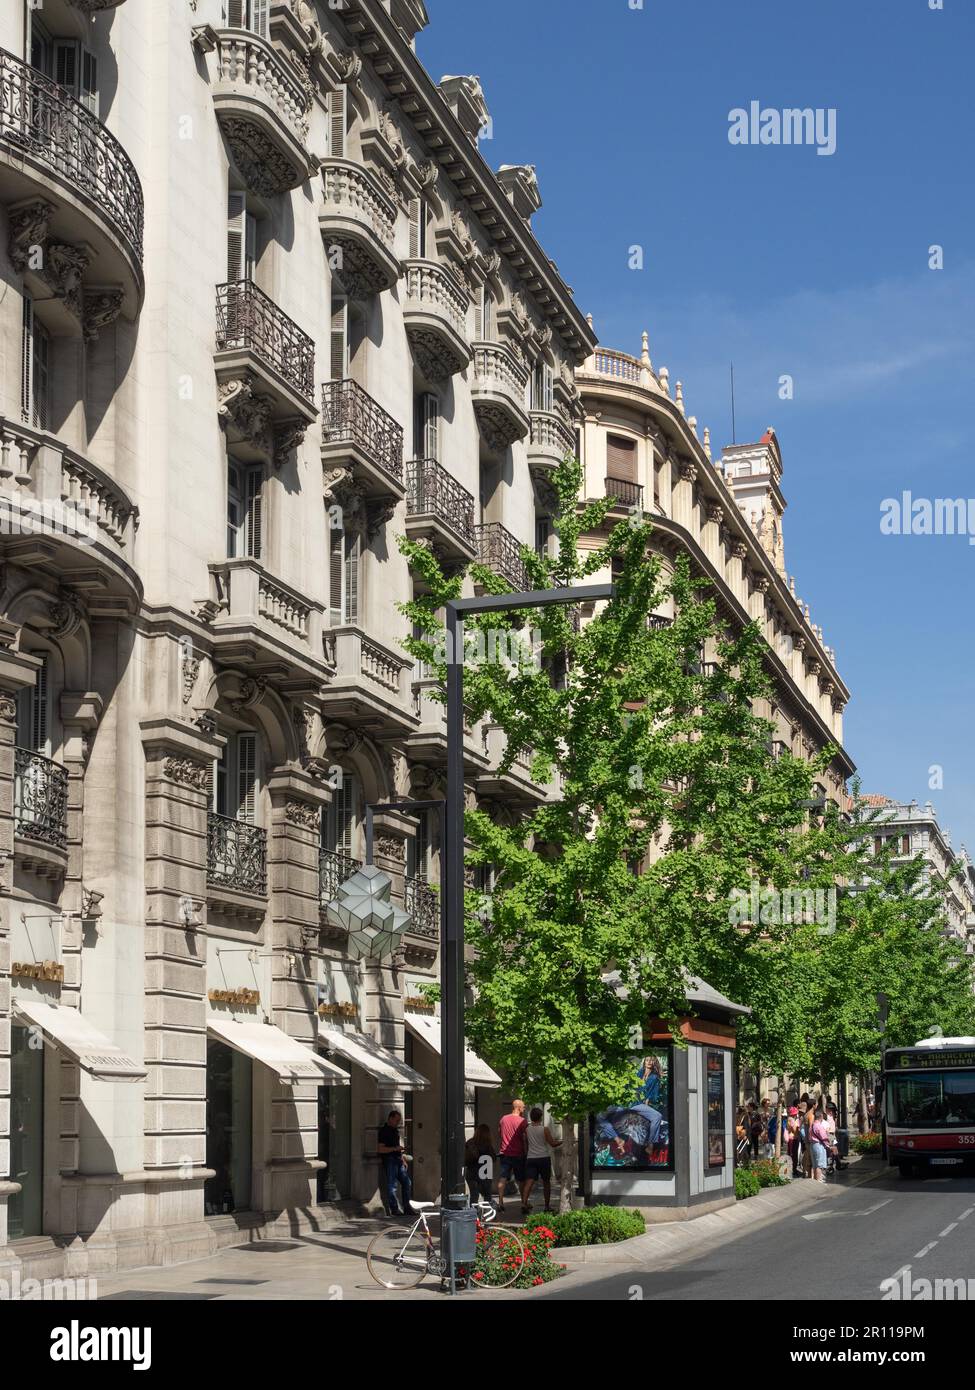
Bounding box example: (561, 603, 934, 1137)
(730, 361, 737, 445)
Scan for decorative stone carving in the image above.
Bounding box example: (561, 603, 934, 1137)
(219, 117, 302, 198)
(285, 799, 321, 830)
(231, 675, 267, 713)
(473, 400, 523, 453)
(375, 835, 406, 863)
(164, 757, 211, 791)
(530, 466, 559, 513)
(48, 589, 86, 640)
(181, 648, 201, 705)
(83, 288, 125, 343)
(366, 498, 397, 540)
(679, 463, 698, 484)
(292, 703, 315, 765)
(81, 887, 105, 920)
(218, 375, 274, 459)
(733, 541, 749, 561)
(7, 200, 54, 273)
(325, 723, 361, 758)
(45, 242, 90, 321)
(707, 504, 724, 525)
(0, 695, 17, 725)
(273, 418, 307, 469)
(406, 327, 458, 384)
(332, 50, 363, 88)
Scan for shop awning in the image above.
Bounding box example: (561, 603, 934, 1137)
(404, 1014, 502, 1088)
(320, 1026, 430, 1090)
(12, 998, 147, 1083)
(206, 1015, 350, 1086)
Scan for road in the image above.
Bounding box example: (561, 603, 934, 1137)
(538, 1167, 975, 1300)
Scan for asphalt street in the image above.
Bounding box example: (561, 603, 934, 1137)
(538, 1166, 975, 1301)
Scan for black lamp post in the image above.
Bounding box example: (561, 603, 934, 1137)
(441, 582, 615, 1211)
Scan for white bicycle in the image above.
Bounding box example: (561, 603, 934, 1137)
(366, 1199, 525, 1290)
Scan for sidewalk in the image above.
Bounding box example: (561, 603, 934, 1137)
(87, 1160, 885, 1302)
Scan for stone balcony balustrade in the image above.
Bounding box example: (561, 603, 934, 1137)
(471, 341, 531, 452)
(402, 259, 472, 381)
(319, 157, 399, 299)
(205, 557, 327, 682)
(527, 408, 576, 472)
(0, 46, 144, 324)
(319, 625, 414, 735)
(193, 24, 316, 196)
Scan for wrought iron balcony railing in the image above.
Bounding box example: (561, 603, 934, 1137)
(0, 47, 144, 259)
(321, 379, 404, 483)
(216, 279, 315, 403)
(14, 748, 68, 849)
(319, 847, 362, 906)
(406, 458, 476, 545)
(648, 614, 673, 632)
(475, 522, 527, 591)
(605, 476, 644, 511)
(404, 874, 440, 940)
(207, 811, 267, 895)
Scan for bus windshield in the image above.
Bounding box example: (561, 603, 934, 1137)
(887, 1072, 975, 1128)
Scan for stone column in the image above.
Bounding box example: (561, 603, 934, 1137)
(140, 716, 224, 1263)
(0, 642, 42, 1276)
(674, 461, 697, 534)
(263, 767, 329, 1219)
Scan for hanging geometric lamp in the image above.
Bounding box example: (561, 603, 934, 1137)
(325, 863, 412, 961)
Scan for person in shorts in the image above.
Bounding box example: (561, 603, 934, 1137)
(496, 1098, 527, 1211)
(521, 1107, 562, 1214)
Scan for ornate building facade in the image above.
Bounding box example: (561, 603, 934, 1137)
(0, 0, 594, 1280)
(860, 796, 975, 948)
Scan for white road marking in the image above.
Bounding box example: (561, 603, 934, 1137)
(802, 1198, 892, 1223)
(914, 1242, 938, 1259)
(939, 1223, 958, 1238)
(959, 1207, 975, 1221)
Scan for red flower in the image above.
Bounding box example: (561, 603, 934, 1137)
(473, 1271, 484, 1281)
(533, 1276, 543, 1286)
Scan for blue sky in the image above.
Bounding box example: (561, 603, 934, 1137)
(419, 0, 975, 852)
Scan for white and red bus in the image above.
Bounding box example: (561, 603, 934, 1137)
(883, 1037, 975, 1177)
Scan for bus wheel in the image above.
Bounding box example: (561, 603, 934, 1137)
(897, 1162, 917, 1179)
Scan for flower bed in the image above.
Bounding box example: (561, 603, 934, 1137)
(735, 1168, 761, 1200)
(852, 1131, 882, 1155)
(523, 1205, 646, 1247)
(471, 1223, 564, 1288)
(749, 1158, 789, 1188)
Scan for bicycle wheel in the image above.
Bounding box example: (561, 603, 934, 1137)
(366, 1225, 432, 1289)
(470, 1224, 525, 1289)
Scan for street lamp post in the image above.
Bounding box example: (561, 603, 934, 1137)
(442, 583, 614, 1211)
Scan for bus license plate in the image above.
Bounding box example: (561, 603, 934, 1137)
(932, 1157, 964, 1165)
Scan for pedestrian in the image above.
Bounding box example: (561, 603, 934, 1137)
(521, 1107, 562, 1214)
(464, 1123, 497, 1207)
(824, 1103, 839, 1173)
(747, 1100, 763, 1160)
(376, 1109, 412, 1217)
(801, 1100, 818, 1178)
(496, 1098, 528, 1211)
(760, 1097, 774, 1158)
(786, 1106, 801, 1178)
(809, 1107, 831, 1182)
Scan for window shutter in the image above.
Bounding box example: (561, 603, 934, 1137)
(236, 733, 258, 824)
(408, 199, 421, 259)
(32, 320, 49, 431)
(422, 393, 438, 461)
(606, 434, 637, 482)
(206, 757, 216, 812)
(244, 211, 257, 280)
(215, 743, 229, 816)
(21, 298, 33, 425)
(323, 771, 355, 853)
(54, 40, 78, 95)
(344, 531, 359, 625)
(80, 49, 98, 116)
(226, 0, 245, 27)
(227, 192, 246, 283)
(19, 657, 49, 754)
(329, 294, 348, 381)
(245, 467, 263, 559)
(480, 286, 492, 340)
(535, 517, 551, 557)
(328, 524, 344, 626)
(543, 363, 554, 411)
(329, 87, 346, 158)
(251, 0, 270, 38)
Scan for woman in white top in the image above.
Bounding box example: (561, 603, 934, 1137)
(520, 1107, 562, 1215)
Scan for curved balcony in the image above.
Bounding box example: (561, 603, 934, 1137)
(403, 259, 472, 381)
(321, 378, 405, 501)
(319, 158, 398, 300)
(528, 409, 575, 471)
(194, 26, 315, 196)
(205, 558, 327, 683)
(405, 458, 476, 570)
(0, 48, 144, 320)
(0, 417, 141, 612)
(471, 341, 530, 453)
(214, 279, 317, 467)
(320, 626, 415, 735)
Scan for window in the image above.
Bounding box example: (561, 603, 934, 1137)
(606, 434, 637, 482)
(328, 86, 347, 158)
(328, 525, 359, 625)
(16, 656, 49, 755)
(531, 361, 554, 413)
(407, 811, 431, 881)
(413, 392, 439, 461)
(475, 283, 493, 340)
(322, 770, 358, 855)
(223, 0, 269, 36)
(409, 198, 428, 259)
(227, 192, 257, 283)
(329, 291, 349, 381)
(53, 39, 98, 114)
(214, 731, 259, 823)
(227, 462, 262, 560)
(535, 517, 551, 558)
(21, 298, 50, 432)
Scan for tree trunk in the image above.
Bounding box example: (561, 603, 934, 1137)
(774, 1075, 784, 1160)
(856, 1072, 868, 1134)
(559, 1117, 578, 1213)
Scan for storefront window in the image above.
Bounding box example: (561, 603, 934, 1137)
(9, 1022, 44, 1239)
(591, 1050, 672, 1171)
(317, 1078, 352, 1201)
(205, 1039, 252, 1215)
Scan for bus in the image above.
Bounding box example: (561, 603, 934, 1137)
(883, 1037, 975, 1177)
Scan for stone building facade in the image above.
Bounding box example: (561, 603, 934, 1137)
(0, 0, 594, 1280)
(861, 796, 975, 948)
(574, 334, 855, 816)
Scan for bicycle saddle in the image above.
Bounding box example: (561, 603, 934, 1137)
(408, 1200, 436, 1211)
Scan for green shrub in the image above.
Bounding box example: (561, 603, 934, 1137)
(750, 1158, 789, 1188)
(852, 1131, 882, 1155)
(735, 1168, 761, 1200)
(523, 1205, 646, 1247)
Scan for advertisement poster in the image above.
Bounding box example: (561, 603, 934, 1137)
(707, 1048, 726, 1167)
(591, 1051, 671, 1170)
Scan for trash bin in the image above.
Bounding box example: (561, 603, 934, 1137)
(836, 1127, 850, 1159)
(441, 1205, 477, 1266)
